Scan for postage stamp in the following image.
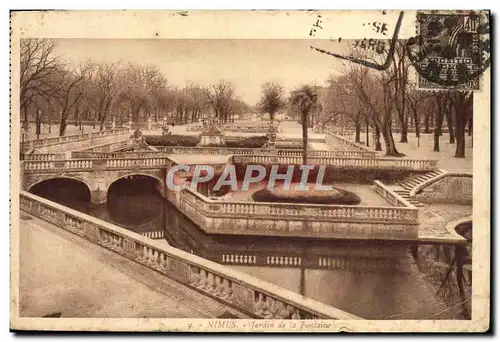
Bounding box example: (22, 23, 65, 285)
(407, 11, 490, 90)
(9, 10, 490, 333)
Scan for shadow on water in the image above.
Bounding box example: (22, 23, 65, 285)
(29, 178, 463, 320)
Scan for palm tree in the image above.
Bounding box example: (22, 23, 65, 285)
(290, 85, 321, 164)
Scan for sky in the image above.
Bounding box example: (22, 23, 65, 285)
(54, 39, 350, 105)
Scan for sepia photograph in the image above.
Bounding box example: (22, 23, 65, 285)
(9, 10, 490, 332)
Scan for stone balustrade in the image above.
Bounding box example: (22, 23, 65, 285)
(23, 153, 65, 161)
(72, 146, 376, 159)
(73, 139, 135, 154)
(325, 132, 371, 152)
(234, 155, 438, 171)
(372, 180, 416, 208)
(20, 191, 361, 320)
(22, 128, 129, 151)
(23, 157, 172, 172)
(173, 187, 419, 240)
(274, 140, 302, 148)
(410, 172, 473, 205)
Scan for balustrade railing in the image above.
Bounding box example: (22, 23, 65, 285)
(325, 132, 371, 152)
(23, 156, 171, 172)
(409, 171, 472, 198)
(233, 155, 438, 171)
(23, 153, 65, 161)
(372, 180, 416, 208)
(22, 128, 129, 150)
(20, 191, 360, 320)
(179, 187, 419, 227)
(72, 146, 376, 159)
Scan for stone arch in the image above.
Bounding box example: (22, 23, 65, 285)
(107, 171, 164, 192)
(27, 175, 93, 194)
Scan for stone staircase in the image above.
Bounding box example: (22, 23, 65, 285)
(393, 170, 445, 208)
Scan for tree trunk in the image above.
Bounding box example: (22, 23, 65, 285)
(446, 110, 455, 143)
(59, 121, 67, 137)
(22, 105, 28, 127)
(424, 113, 430, 134)
(433, 110, 443, 152)
(99, 112, 106, 131)
(355, 122, 361, 143)
(413, 109, 420, 138)
(375, 125, 382, 151)
(467, 117, 473, 136)
(381, 125, 402, 157)
(301, 111, 308, 165)
(454, 107, 466, 158)
(400, 117, 408, 143)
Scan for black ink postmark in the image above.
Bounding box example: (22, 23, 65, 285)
(309, 11, 404, 71)
(406, 11, 490, 90)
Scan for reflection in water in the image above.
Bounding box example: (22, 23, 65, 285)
(30, 179, 461, 319)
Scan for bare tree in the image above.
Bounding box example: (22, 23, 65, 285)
(451, 91, 473, 158)
(433, 92, 451, 152)
(392, 42, 411, 143)
(20, 38, 63, 126)
(84, 62, 121, 130)
(324, 75, 368, 142)
(53, 65, 87, 136)
(256, 82, 286, 122)
(205, 81, 235, 124)
(406, 85, 433, 138)
(345, 63, 404, 157)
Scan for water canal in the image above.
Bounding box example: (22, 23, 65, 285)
(29, 176, 462, 319)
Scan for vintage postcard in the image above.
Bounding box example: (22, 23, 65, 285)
(10, 10, 490, 332)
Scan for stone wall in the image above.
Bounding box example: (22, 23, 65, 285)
(20, 191, 361, 320)
(36, 133, 130, 153)
(414, 174, 472, 205)
(414, 244, 471, 319)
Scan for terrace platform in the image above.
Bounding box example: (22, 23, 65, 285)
(168, 154, 231, 165)
(19, 213, 247, 318)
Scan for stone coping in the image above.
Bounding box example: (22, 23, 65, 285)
(71, 138, 133, 153)
(326, 132, 371, 152)
(20, 191, 362, 320)
(24, 128, 129, 146)
(409, 171, 473, 198)
(444, 216, 471, 244)
(372, 180, 417, 209)
(180, 187, 419, 225)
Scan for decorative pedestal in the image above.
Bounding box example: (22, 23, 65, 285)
(199, 133, 226, 146)
(198, 115, 226, 147)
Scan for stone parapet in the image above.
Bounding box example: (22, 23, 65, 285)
(411, 172, 473, 205)
(20, 191, 361, 320)
(170, 187, 419, 241)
